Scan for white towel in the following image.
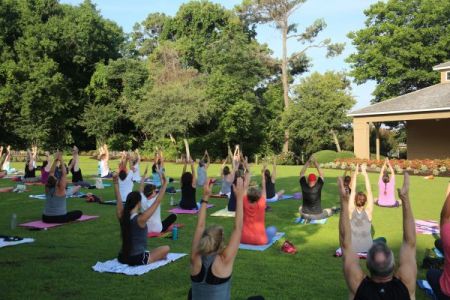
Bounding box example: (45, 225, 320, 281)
(0, 238, 34, 248)
(92, 253, 187, 275)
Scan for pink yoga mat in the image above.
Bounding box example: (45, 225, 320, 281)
(415, 219, 440, 234)
(19, 215, 99, 229)
(168, 204, 214, 214)
(147, 224, 185, 238)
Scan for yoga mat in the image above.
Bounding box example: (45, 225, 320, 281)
(100, 200, 125, 206)
(19, 215, 98, 229)
(211, 208, 235, 218)
(0, 237, 34, 248)
(168, 204, 214, 214)
(29, 192, 86, 200)
(266, 194, 295, 203)
(294, 217, 328, 225)
(417, 280, 435, 299)
(147, 224, 185, 238)
(239, 232, 285, 251)
(335, 247, 367, 259)
(92, 253, 187, 275)
(416, 220, 440, 235)
(210, 194, 228, 199)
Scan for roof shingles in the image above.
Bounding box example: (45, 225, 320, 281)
(349, 83, 450, 116)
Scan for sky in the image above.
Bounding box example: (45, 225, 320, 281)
(61, 0, 380, 109)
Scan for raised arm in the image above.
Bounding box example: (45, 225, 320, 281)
(348, 165, 358, 218)
(204, 150, 210, 169)
(440, 183, 450, 226)
(387, 158, 395, 175)
(104, 144, 109, 161)
(49, 152, 58, 177)
(379, 159, 387, 182)
(138, 172, 168, 227)
(190, 160, 196, 188)
(57, 155, 67, 192)
(181, 156, 187, 180)
(221, 177, 245, 264)
(243, 157, 251, 189)
(27, 150, 34, 171)
(271, 158, 277, 183)
(113, 173, 124, 220)
(190, 179, 211, 264)
(261, 164, 267, 198)
(338, 177, 365, 297)
(361, 164, 373, 220)
(300, 157, 311, 178)
(139, 164, 149, 193)
(395, 172, 417, 295)
(312, 156, 324, 179)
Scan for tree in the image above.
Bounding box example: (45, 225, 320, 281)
(0, 0, 124, 148)
(237, 0, 345, 152)
(283, 71, 355, 154)
(347, 0, 450, 102)
(132, 43, 209, 142)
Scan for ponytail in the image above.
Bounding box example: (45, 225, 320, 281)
(198, 225, 225, 256)
(120, 191, 141, 262)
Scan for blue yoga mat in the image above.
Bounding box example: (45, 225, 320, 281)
(294, 217, 328, 224)
(239, 232, 285, 251)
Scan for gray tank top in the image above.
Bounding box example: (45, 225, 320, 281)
(191, 255, 231, 300)
(220, 180, 232, 195)
(44, 188, 67, 216)
(351, 209, 373, 253)
(130, 215, 148, 256)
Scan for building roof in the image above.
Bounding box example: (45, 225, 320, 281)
(349, 83, 450, 117)
(433, 61, 450, 71)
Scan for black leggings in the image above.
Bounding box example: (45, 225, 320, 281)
(161, 214, 177, 232)
(42, 210, 83, 223)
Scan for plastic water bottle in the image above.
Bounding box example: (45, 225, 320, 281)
(172, 225, 178, 240)
(170, 196, 175, 206)
(10, 213, 17, 230)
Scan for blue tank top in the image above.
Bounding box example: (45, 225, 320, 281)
(191, 254, 231, 300)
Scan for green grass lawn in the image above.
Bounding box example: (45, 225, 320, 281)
(0, 157, 448, 299)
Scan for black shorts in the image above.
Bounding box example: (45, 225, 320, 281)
(118, 251, 150, 266)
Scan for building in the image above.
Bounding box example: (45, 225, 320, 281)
(349, 62, 450, 159)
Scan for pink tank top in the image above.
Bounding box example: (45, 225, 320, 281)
(441, 222, 450, 296)
(241, 195, 267, 245)
(377, 176, 396, 206)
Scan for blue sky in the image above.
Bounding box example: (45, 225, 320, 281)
(61, 0, 380, 109)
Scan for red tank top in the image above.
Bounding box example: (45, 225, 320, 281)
(241, 195, 267, 245)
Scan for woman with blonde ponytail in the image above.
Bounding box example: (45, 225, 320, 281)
(189, 176, 245, 300)
(113, 168, 170, 266)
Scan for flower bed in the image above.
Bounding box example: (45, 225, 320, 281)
(320, 158, 450, 177)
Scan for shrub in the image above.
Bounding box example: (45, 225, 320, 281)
(276, 151, 296, 165)
(313, 150, 339, 163)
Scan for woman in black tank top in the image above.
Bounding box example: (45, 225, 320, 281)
(180, 159, 197, 209)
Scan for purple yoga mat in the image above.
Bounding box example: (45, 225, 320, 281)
(19, 215, 99, 229)
(168, 204, 214, 215)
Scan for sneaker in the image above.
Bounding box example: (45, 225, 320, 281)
(281, 240, 297, 254)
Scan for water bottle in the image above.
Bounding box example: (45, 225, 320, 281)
(10, 213, 17, 230)
(172, 225, 178, 240)
(170, 195, 175, 206)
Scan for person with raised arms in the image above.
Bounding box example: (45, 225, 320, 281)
(140, 164, 177, 233)
(197, 150, 210, 187)
(117, 151, 134, 202)
(130, 149, 141, 182)
(264, 158, 285, 202)
(40, 151, 53, 185)
(98, 144, 112, 178)
(113, 169, 170, 266)
(189, 176, 245, 299)
(348, 164, 380, 253)
(426, 183, 450, 300)
(2, 145, 16, 174)
(151, 150, 165, 188)
(339, 172, 416, 299)
(42, 152, 82, 223)
(68, 146, 92, 188)
(298, 155, 333, 220)
(180, 156, 198, 210)
(241, 163, 276, 246)
(376, 158, 400, 207)
(219, 157, 236, 197)
(22, 145, 40, 183)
